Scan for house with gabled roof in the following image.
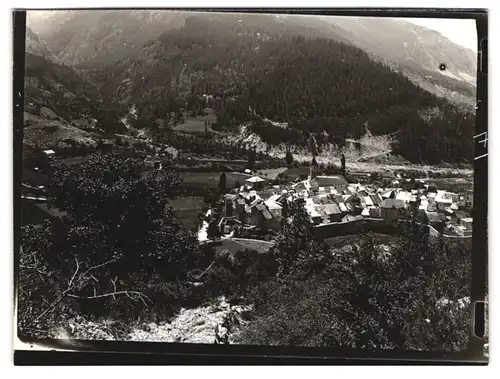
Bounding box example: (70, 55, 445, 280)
(247, 199, 279, 230)
(265, 196, 283, 221)
(380, 198, 406, 221)
(426, 211, 446, 233)
(309, 175, 348, 193)
(218, 217, 243, 235)
(369, 193, 383, 207)
(345, 194, 363, 215)
(363, 196, 374, 207)
(426, 200, 438, 213)
(42, 149, 56, 159)
(369, 206, 382, 218)
(305, 204, 323, 224)
(435, 190, 454, 211)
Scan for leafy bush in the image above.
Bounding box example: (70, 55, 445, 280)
(18, 153, 201, 337)
(236, 199, 472, 351)
(204, 249, 278, 299)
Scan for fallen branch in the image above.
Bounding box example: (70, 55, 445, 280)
(31, 257, 124, 324)
(196, 261, 216, 281)
(68, 257, 80, 288)
(34, 291, 68, 322)
(67, 291, 152, 307)
(79, 257, 119, 279)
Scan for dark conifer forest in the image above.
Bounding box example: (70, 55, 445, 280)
(81, 14, 475, 164)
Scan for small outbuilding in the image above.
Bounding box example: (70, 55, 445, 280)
(42, 149, 56, 160)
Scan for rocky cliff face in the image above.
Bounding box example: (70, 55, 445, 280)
(324, 17, 477, 86)
(25, 27, 61, 64)
(27, 10, 186, 67)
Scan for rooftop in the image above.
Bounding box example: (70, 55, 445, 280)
(246, 176, 265, 183)
(311, 175, 348, 187)
(381, 199, 406, 209)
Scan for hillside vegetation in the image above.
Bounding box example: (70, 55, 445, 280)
(88, 14, 474, 164)
(25, 12, 476, 165)
(326, 17, 477, 85)
(19, 160, 472, 352)
(24, 51, 102, 120)
(27, 10, 187, 67)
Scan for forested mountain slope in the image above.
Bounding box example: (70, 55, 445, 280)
(24, 28, 103, 121)
(25, 27, 61, 64)
(27, 10, 191, 67)
(26, 11, 476, 164)
(27, 11, 351, 68)
(91, 14, 474, 164)
(322, 16, 477, 110)
(325, 17, 477, 85)
(27, 11, 477, 111)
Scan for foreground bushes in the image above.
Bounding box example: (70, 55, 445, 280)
(235, 234, 472, 351)
(18, 153, 203, 338)
(18, 154, 473, 351)
(233, 201, 472, 352)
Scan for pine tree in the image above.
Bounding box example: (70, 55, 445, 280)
(271, 199, 330, 278)
(219, 172, 227, 193)
(285, 146, 294, 166)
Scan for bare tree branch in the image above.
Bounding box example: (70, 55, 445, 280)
(111, 276, 118, 300)
(34, 290, 70, 322)
(80, 257, 119, 279)
(67, 291, 152, 304)
(31, 257, 123, 324)
(68, 257, 80, 288)
(196, 261, 216, 281)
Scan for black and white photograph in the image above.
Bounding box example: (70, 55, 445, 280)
(14, 8, 488, 361)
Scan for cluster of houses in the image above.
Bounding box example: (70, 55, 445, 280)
(216, 173, 474, 238)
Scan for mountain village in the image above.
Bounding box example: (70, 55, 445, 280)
(18, 11, 480, 351)
(198, 164, 474, 244)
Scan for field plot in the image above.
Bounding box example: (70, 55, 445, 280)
(172, 108, 221, 134)
(179, 172, 222, 188)
(255, 167, 288, 180)
(426, 177, 473, 193)
(345, 161, 473, 177)
(279, 167, 311, 181)
(172, 117, 211, 133)
(168, 196, 205, 230)
(179, 171, 250, 189)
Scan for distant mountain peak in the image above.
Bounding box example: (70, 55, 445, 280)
(25, 27, 61, 64)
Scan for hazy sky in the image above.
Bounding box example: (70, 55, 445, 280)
(26, 11, 479, 52)
(406, 18, 478, 52)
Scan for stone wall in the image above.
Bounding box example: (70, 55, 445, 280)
(314, 218, 396, 239)
(314, 218, 472, 241)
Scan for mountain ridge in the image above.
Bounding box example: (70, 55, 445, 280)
(322, 16, 477, 86)
(24, 11, 476, 164)
(92, 14, 474, 164)
(24, 28, 103, 123)
(27, 11, 477, 110)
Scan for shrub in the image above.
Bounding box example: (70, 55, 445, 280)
(206, 249, 278, 298)
(237, 204, 472, 351)
(18, 153, 200, 337)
